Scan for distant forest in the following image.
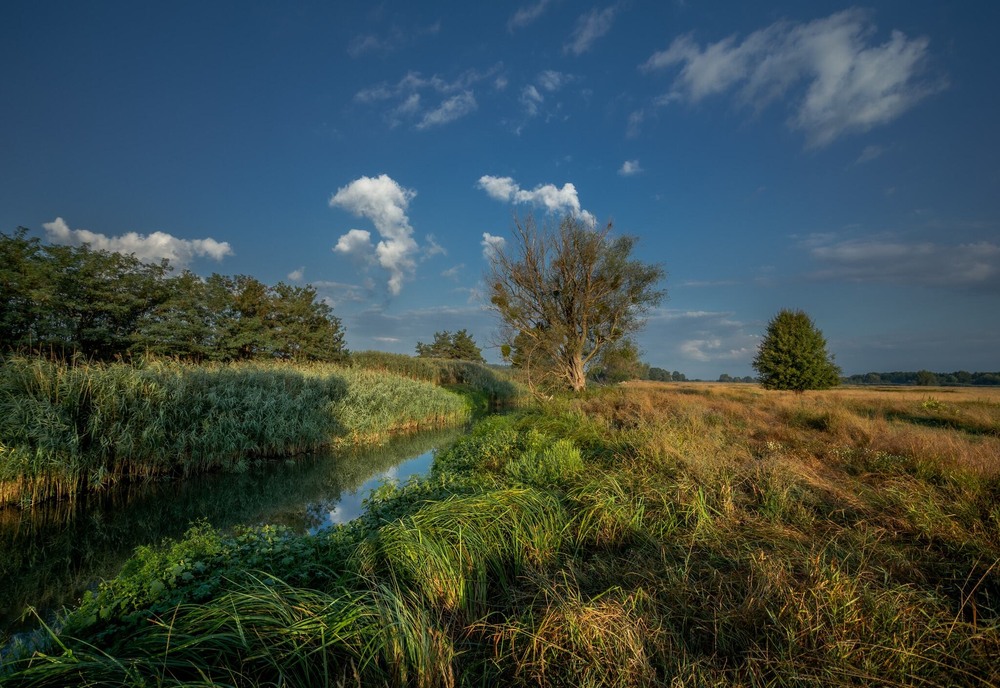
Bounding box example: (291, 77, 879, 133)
(844, 370, 1000, 386)
(0, 228, 347, 363)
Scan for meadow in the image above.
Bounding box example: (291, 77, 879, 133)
(0, 355, 517, 508)
(3, 381, 997, 685)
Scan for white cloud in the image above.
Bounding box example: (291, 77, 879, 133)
(520, 85, 544, 117)
(287, 267, 305, 282)
(508, 0, 557, 31)
(565, 5, 619, 56)
(537, 69, 571, 92)
(423, 234, 446, 258)
(642, 9, 943, 147)
(355, 65, 499, 130)
(477, 175, 596, 226)
(329, 175, 420, 295)
(416, 91, 477, 129)
(494, 75, 509, 91)
(618, 160, 643, 176)
(42, 217, 232, 267)
(626, 110, 644, 138)
(856, 144, 884, 164)
(481, 232, 506, 260)
(807, 236, 1000, 290)
(441, 264, 464, 279)
(347, 22, 441, 58)
(333, 228, 374, 257)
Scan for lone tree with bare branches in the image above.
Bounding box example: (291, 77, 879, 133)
(486, 214, 665, 393)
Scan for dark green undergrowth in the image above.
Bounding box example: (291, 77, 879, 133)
(3, 386, 999, 686)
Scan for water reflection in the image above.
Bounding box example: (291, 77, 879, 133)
(0, 427, 459, 640)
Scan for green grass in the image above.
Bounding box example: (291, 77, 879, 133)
(3, 384, 999, 686)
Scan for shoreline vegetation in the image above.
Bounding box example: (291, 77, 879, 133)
(0, 353, 520, 509)
(3, 382, 998, 685)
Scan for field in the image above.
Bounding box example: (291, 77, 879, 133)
(3, 382, 998, 686)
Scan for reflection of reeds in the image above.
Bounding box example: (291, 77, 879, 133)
(0, 357, 473, 508)
(5, 384, 999, 686)
(0, 426, 461, 639)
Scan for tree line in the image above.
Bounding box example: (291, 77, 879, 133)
(845, 370, 1000, 386)
(0, 228, 347, 362)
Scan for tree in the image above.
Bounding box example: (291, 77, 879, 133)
(915, 370, 938, 386)
(588, 338, 648, 384)
(415, 329, 484, 362)
(487, 214, 665, 392)
(752, 309, 841, 391)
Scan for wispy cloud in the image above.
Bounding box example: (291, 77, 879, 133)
(347, 21, 441, 58)
(355, 65, 500, 129)
(856, 144, 885, 164)
(329, 175, 420, 295)
(508, 0, 558, 31)
(416, 91, 477, 129)
(618, 160, 643, 176)
(642, 9, 944, 147)
(478, 175, 596, 226)
(806, 235, 1000, 290)
(42, 217, 232, 267)
(644, 309, 759, 369)
(564, 5, 620, 56)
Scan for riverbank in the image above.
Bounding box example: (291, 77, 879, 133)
(4, 383, 997, 685)
(0, 355, 517, 508)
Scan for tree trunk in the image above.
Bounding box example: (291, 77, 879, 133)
(568, 354, 587, 392)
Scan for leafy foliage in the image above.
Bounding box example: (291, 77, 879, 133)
(415, 329, 484, 362)
(487, 214, 665, 393)
(0, 228, 347, 362)
(753, 309, 841, 391)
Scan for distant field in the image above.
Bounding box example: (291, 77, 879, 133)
(4, 381, 998, 686)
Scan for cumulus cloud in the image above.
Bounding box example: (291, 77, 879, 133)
(355, 65, 499, 129)
(481, 232, 506, 259)
(477, 175, 596, 226)
(42, 217, 232, 267)
(508, 0, 557, 31)
(618, 160, 643, 176)
(329, 175, 420, 295)
(565, 5, 619, 56)
(642, 9, 944, 147)
(287, 267, 305, 282)
(806, 236, 1000, 290)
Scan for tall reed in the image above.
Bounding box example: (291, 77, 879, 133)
(0, 356, 470, 507)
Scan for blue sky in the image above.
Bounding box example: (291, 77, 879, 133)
(3, 1, 998, 379)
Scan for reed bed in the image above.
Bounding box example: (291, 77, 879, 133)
(0, 356, 471, 508)
(4, 383, 999, 686)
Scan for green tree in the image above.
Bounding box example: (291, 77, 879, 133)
(752, 309, 841, 391)
(415, 329, 484, 362)
(133, 270, 214, 360)
(268, 282, 348, 362)
(487, 214, 665, 392)
(0, 228, 48, 351)
(588, 338, 648, 384)
(915, 370, 938, 386)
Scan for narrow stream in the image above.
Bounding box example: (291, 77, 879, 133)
(0, 427, 461, 643)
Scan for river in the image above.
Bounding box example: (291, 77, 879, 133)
(0, 426, 461, 645)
